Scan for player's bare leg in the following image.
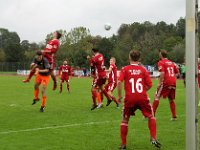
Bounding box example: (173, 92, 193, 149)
(103, 89, 119, 108)
(50, 70, 57, 90)
(22, 64, 37, 83)
(32, 83, 40, 105)
(169, 99, 177, 120)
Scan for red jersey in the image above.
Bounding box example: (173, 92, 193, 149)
(119, 64, 152, 107)
(43, 39, 60, 63)
(91, 53, 106, 78)
(198, 64, 200, 87)
(59, 65, 71, 77)
(108, 64, 117, 83)
(158, 58, 179, 86)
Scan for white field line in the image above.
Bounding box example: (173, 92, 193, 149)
(0, 120, 119, 135)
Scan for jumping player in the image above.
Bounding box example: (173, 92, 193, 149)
(23, 31, 62, 90)
(118, 50, 161, 150)
(152, 50, 179, 120)
(103, 57, 120, 108)
(87, 48, 107, 110)
(31, 51, 51, 112)
(58, 60, 71, 93)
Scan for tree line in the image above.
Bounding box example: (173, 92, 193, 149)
(0, 17, 187, 69)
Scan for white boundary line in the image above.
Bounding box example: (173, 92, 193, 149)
(0, 120, 119, 135)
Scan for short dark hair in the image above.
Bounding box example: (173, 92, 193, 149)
(160, 50, 168, 58)
(129, 50, 140, 61)
(56, 31, 62, 39)
(92, 48, 99, 53)
(36, 50, 42, 56)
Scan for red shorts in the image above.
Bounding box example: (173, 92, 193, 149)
(156, 84, 176, 100)
(61, 76, 69, 82)
(104, 82, 117, 92)
(122, 99, 153, 119)
(35, 74, 50, 86)
(96, 77, 106, 87)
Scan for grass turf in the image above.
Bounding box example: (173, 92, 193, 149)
(0, 76, 199, 150)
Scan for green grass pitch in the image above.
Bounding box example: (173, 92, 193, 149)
(0, 75, 199, 150)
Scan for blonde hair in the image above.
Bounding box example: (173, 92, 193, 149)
(110, 57, 116, 63)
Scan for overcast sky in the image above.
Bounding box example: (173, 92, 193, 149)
(0, 0, 185, 43)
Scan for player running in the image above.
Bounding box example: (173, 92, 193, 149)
(118, 50, 161, 149)
(103, 57, 120, 108)
(31, 51, 51, 112)
(87, 48, 107, 110)
(58, 60, 71, 93)
(152, 50, 179, 120)
(23, 31, 62, 90)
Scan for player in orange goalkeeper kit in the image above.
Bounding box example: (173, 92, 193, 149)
(31, 51, 51, 112)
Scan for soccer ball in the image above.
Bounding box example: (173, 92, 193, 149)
(104, 23, 111, 31)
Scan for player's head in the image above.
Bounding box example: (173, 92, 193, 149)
(160, 50, 168, 59)
(36, 50, 43, 61)
(91, 48, 99, 54)
(129, 50, 140, 62)
(63, 60, 68, 65)
(110, 57, 116, 64)
(53, 31, 62, 39)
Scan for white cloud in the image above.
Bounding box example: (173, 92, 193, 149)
(0, 0, 185, 42)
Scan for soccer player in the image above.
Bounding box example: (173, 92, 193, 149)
(103, 57, 120, 108)
(118, 50, 161, 149)
(87, 55, 101, 110)
(23, 31, 62, 90)
(31, 50, 51, 112)
(87, 48, 107, 110)
(58, 60, 71, 93)
(152, 50, 179, 120)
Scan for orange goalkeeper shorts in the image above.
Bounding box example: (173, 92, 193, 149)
(35, 74, 50, 86)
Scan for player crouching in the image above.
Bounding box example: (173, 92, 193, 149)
(32, 51, 51, 112)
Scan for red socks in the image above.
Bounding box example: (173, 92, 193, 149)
(152, 100, 159, 116)
(34, 89, 39, 99)
(148, 117, 157, 140)
(120, 121, 128, 145)
(169, 100, 176, 118)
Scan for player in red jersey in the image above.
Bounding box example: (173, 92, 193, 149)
(31, 51, 51, 112)
(103, 57, 120, 108)
(58, 60, 71, 93)
(118, 50, 161, 149)
(87, 48, 107, 110)
(152, 50, 179, 120)
(23, 31, 62, 90)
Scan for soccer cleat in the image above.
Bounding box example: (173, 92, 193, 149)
(116, 103, 120, 109)
(151, 139, 161, 149)
(40, 106, 45, 112)
(119, 144, 126, 150)
(91, 104, 98, 111)
(97, 103, 103, 109)
(53, 82, 57, 90)
(22, 78, 30, 83)
(32, 98, 40, 105)
(171, 117, 177, 121)
(106, 100, 112, 106)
